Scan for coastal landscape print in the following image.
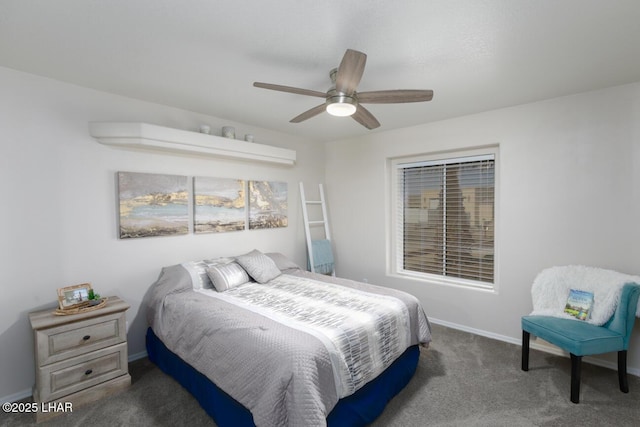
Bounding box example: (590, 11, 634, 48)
(249, 181, 288, 229)
(194, 177, 246, 233)
(117, 172, 189, 239)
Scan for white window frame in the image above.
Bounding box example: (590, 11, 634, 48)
(388, 146, 499, 292)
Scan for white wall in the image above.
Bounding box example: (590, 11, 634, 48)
(325, 82, 640, 372)
(0, 66, 325, 401)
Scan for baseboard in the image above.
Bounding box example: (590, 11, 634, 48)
(129, 350, 148, 362)
(429, 317, 522, 345)
(428, 317, 640, 377)
(1, 388, 32, 404)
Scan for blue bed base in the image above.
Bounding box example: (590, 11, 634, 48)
(146, 328, 419, 426)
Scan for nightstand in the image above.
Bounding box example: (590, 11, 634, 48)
(29, 296, 131, 422)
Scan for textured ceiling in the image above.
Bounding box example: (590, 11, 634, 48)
(1, 0, 640, 142)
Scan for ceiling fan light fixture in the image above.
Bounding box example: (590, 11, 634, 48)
(326, 94, 357, 117)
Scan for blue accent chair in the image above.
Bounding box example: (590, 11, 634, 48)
(521, 283, 640, 403)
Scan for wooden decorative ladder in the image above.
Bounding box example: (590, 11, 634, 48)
(299, 182, 334, 275)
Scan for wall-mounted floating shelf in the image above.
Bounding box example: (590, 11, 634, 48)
(89, 122, 296, 166)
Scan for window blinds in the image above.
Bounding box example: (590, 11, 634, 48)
(397, 154, 495, 284)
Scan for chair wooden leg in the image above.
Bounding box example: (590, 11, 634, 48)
(570, 353, 582, 404)
(618, 350, 629, 393)
(521, 331, 530, 371)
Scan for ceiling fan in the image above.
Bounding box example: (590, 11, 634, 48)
(253, 49, 434, 130)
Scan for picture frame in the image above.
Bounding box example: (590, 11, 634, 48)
(57, 283, 93, 310)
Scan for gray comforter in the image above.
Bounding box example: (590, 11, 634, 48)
(147, 263, 431, 427)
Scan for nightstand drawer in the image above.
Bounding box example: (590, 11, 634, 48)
(37, 342, 128, 402)
(36, 311, 126, 366)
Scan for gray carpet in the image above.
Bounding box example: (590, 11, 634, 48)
(2, 323, 639, 426)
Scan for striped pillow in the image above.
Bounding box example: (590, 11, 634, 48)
(206, 262, 250, 292)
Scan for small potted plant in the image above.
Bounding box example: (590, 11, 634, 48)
(87, 289, 102, 306)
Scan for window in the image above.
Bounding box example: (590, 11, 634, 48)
(391, 150, 496, 289)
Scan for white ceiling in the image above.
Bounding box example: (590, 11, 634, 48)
(1, 0, 640, 142)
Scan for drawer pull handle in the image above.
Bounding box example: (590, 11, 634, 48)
(85, 369, 93, 376)
(82, 335, 91, 341)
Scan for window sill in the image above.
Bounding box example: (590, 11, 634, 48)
(387, 270, 497, 293)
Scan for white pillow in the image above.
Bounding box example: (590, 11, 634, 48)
(235, 249, 281, 284)
(206, 262, 250, 292)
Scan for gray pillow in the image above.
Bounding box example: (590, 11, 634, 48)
(235, 249, 282, 283)
(265, 252, 301, 272)
(206, 262, 250, 292)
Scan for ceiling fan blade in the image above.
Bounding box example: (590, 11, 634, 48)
(335, 49, 367, 95)
(253, 82, 326, 98)
(290, 104, 327, 123)
(357, 89, 434, 104)
(352, 105, 380, 130)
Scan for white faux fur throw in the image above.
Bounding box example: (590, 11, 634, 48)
(530, 265, 640, 326)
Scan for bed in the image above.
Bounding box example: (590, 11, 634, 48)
(146, 250, 431, 427)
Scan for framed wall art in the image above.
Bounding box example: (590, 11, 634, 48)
(248, 180, 288, 229)
(194, 177, 246, 233)
(117, 171, 189, 239)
